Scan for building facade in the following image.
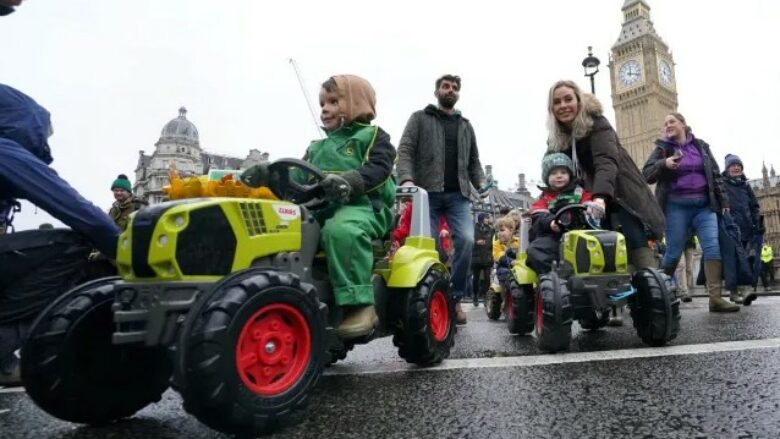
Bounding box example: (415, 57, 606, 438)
(750, 163, 780, 276)
(134, 107, 268, 204)
(609, 0, 679, 167)
(473, 165, 535, 216)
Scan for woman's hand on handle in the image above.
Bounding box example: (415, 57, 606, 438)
(586, 197, 607, 220)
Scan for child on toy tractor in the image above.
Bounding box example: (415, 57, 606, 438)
(527, 153, 593, 274)
(241, 74, 396, 339)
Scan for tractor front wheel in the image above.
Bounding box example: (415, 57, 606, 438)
(535, 273, 573, 352)
(174, 269, 328, 436)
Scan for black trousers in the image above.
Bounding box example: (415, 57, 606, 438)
(761, 261, 775, 289)
(527, 234, 559, 276)
(471, 265, 491, 298)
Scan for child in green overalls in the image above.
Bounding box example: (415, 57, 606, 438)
(241, 75, 396, 338)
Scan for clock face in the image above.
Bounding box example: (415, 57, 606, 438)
(618, 60, 642, 87)
(659, 60, 673, 86)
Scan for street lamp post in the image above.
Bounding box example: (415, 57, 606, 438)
(582, 46, 601, 94)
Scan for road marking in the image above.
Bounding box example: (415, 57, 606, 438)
(0, 387, 24, 394)
(0, 409, 9, 414)
(325, 337, 780, 376)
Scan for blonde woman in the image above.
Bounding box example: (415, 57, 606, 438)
(546, 80, 664, 325)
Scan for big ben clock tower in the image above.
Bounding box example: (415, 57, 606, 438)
(609, 0, 678, 166)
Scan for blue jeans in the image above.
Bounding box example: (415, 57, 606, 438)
(662, 197, 720, 269)
(429, 191, 474, 300)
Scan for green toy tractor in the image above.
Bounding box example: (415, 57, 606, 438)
(504, 204, 680, 352)
(20, 159, 455, 436)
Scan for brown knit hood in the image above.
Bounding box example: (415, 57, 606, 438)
(332, 75, 376, 124)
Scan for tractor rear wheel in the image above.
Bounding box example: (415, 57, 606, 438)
(393, 269, 455, 366)
(21, 277, 171, 424)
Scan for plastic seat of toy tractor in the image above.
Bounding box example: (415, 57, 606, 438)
(0, 229, 94, 326)
(312, 238, 390, 266)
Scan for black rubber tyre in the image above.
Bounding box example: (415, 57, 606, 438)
(175, 269, 328, 436)
(484, 289, 502, 321)
(393, 269, 455, 366)
(506, 280, 535, 335)
(629, 268, 681, 347)
(579, 310, 610, 331)
(535, 273, 573, 352)
(21, 277, 171, 424)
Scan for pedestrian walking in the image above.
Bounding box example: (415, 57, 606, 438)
(721, 154, 760, 305)
(643, 112, 737, 312)
(674, 235, 697, 302)
(397, 74, 487, 324)
(761, 243, 774, 292)
(546, 80, 664, 326)
(472, 213, 494, 307)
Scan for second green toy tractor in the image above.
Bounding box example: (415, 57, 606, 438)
(504, 204, 680, 352)
(21, 159, 455, 436)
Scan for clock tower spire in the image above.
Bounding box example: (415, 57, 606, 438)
(609, 0, 679, 167)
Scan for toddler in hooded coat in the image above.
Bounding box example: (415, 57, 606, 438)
(526, 153, 592, 275)
(242, 75, 396, 338)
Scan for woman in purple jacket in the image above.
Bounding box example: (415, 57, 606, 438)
(643, 112, 737, 313)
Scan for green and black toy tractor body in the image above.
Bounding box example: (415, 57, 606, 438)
(21, 159, 455, 436)
(504, 204, 680, 352)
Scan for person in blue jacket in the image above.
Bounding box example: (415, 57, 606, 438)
(0, 84, 120, 257)
(0, 84, 121, 386)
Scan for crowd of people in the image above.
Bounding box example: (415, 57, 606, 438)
(1, 0, 777, 388)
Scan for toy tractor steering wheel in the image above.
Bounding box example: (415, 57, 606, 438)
(267, 158, 328, 209)
(553, 203, 597, 232)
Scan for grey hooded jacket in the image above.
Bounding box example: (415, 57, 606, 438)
(397, 104, 485, 198)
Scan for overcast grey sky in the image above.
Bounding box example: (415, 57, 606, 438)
(2, 0, 779, 230)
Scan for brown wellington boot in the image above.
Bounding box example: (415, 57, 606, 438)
(337, 305, 379, 338)
(704, 261, 739, 313)
(631, 247, 658, 271)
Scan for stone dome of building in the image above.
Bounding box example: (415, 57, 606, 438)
(160, 107, 199, 143)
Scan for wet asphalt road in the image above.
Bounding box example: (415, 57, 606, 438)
(3, 294, 780, 438)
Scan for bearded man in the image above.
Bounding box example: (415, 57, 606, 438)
(397, 74, 486, 325)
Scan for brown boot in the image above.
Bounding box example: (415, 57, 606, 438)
(337, 305, 378, 338)
(704, 261, 739, 313)
(455, 303, 467, 325)
(631, 247, 658, 271)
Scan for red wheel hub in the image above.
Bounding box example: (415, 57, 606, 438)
(505, 290, 514, 319)
(429, 290, 450, 342)
(236, 303, 311, 396)
(535, 288, 544, 334)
